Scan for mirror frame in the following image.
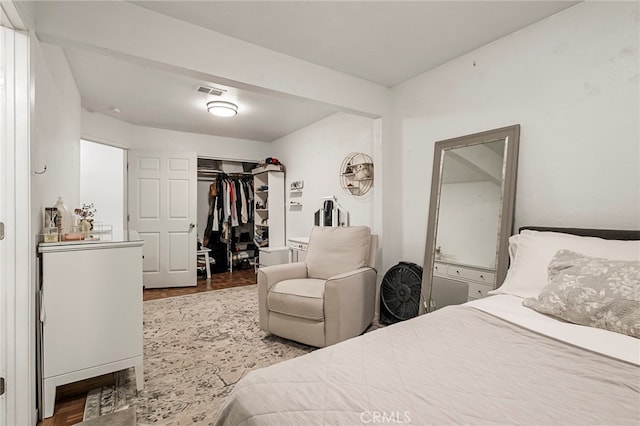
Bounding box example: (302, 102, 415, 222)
(421, 124, 520, 313)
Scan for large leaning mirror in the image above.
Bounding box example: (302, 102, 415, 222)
(421, 125, 520, 312)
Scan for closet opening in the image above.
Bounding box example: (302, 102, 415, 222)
(197, 157, 258, 278)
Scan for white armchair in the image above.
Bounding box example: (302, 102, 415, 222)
(258, 226, 378, 347)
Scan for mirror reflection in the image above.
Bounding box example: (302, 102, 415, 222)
(422, 125, 519, 312)
(435, 139, 505, 269)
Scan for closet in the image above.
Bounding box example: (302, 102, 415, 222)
(197, 158, 258, 273)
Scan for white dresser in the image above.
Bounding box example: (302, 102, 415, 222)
(38, 234, 145, 418)
(287, 236, 309, 262)
(433, 261, 496, 300)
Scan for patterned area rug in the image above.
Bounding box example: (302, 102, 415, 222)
(78, 406, 136, 426)
(83, 284, 315, 425)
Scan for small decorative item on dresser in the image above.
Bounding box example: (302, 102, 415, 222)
(44, 207, 57, 229)
(79, 219, 91, 235)
(74, 203, 97, 231)
(43, 227, 59, 243)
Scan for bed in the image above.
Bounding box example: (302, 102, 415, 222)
(215, 227, 640, 425)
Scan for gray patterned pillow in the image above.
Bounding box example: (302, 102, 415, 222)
(523, 250, 640, 338)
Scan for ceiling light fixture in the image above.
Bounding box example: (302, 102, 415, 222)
(207, 101, 238, 118)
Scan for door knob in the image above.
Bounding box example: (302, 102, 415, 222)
(189, 223, 195, 230)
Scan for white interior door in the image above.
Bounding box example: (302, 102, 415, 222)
(128, 151, 197, 288)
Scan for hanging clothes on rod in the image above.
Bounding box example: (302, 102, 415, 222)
(201, 173, 254, 246)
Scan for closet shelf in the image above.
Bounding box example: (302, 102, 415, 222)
(255, 209, 269, 213)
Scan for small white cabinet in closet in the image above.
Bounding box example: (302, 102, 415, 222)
(38, 235, 145, 418)
(433, 261, 496, 300)
(253, 168, 287, 267)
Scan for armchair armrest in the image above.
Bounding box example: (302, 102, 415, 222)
(258, 262, 308, 291)
(324, 267, 377, 346)
(257, 262, 308, 332)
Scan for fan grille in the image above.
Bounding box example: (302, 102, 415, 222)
(380, 262, 423, 323)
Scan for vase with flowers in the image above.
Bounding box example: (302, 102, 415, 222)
(75, 203, 97, 235)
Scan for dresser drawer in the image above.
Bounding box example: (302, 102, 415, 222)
(433, 262, 447, 277)
(446, 266, 495, 286)
(467, 281, 492, 299)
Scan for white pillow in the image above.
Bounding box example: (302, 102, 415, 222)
(489, 230, 640, 298)
(507, 234, 520, 265)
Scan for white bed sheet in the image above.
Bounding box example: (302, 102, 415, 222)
(467, 294, 640, 366)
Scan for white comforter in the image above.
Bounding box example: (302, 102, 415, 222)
(216, 296, 640, 425)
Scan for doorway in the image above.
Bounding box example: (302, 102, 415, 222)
(79, 140, 126, 236)
(0, 22, 32, 426)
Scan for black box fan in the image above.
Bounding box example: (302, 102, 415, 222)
(380, 262, 423, 325)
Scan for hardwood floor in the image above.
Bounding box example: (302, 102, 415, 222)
(38, 269, 256, 425)
(143, 268, 257, 301)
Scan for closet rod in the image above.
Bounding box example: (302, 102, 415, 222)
(198, 155, 260, 164)
(198, 172, 252, 182)
(198, 172, 253, 176)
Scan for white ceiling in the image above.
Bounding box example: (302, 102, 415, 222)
(31, 1, 579, 142)
(64, 48, 339, 142)
(132, 1, 578, 87)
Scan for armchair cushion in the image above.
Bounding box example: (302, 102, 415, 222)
(306, 226, 372, 280)
(268, 278, 326, 321)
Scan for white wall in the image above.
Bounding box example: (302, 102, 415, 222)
(82, 109, 271, 161)
(80, 140, 125, 235)
(392, 1, 640, 265)
(129, 125, 270, 162)
(271, 113, 375, 239)
(31, 43, 81, 235)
